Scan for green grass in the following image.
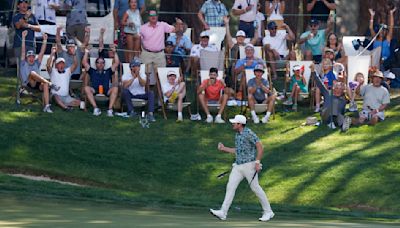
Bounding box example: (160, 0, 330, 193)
(0, 72, 399, 220)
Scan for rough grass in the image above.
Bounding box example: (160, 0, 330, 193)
(0, 73, 399, 219)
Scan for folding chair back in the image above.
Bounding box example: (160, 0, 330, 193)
(209, 27, 226, 50)
(199, 49, 225, 71)
(288, 61, 313, 90)
(342, 36, 367, 56)
(347, 55, 370, 85)
(199, 70, 224, 113)
(121, 63, 148, 108)
(239, 46, 263, 59)
(39, 55, 50, 80)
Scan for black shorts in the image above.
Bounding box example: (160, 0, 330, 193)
(71, 74, 81, 80)
(26, 82, 41, 91)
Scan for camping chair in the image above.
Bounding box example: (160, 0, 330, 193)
(209, 27, 226, 51)
(199, 70, 225, 114)
(245, 68, 275, 119)
(239, 46, 264, 59)
(157, 67, 191, 119)
(121, 63, 149, 111)
(285, 61, 314, 108)
(347, 55, 371, 85)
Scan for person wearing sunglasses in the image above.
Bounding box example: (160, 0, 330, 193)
(82, 45, 120, 117)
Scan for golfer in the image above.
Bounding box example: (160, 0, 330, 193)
(210, 115, 274, 221)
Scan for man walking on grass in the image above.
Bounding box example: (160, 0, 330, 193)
(210, 114, 274, 222)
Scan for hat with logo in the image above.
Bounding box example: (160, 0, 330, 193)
(235, 30, 246, 37)
(200, 30, 210, 38)
(66, 39, 76, 47)
(130, 58, 141, 68)
(254, 64, 265, 72)
(26, 50, 35, 57)
(229, 115, 247, 125)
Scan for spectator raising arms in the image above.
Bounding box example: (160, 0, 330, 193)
(198, 0, 229, 30)
(307, 0, 336, 26)
(265, 0, 285, 21)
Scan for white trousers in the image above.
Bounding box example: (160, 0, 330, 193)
(220, 161, 273, 214)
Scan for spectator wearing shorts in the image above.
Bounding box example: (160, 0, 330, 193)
(232, 0, 258, 38)
(65, 0, 87, 42)
(162, 71, 187, 122)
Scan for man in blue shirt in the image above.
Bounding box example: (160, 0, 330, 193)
(198, 0, 229, 29)
(210, 115, 274, 222)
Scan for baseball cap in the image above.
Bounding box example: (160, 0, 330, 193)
(66, 39, 76, 47)
(267, 21, 278, 30)
(293, 65, 301, 71)
(229, 115, 247, 125)
(55, 57, 65, 64)
(245, 43, 254, 50)
(130, 58, 141, 68)
(254, 64, 265, 72)
(148, 10, 157, 16)
(167, 71, 177, 77)
(325, 48, 335, 54)
(26, 50, 35, 57)
(236, 30, 246, 37)
(372, 70, 384, 78)
(200, 30, 210, 38)
(165, 41, 174, 46)
(310, 19, 319, 25)
(384, 71, 395, 79)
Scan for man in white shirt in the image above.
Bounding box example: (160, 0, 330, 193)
(122, 58, 156, 122)
(190, 30, 219, 78)
(263, 21, 296, 79)
(232, 0, 258, 38)
(47, 46, 80, 111)
(34, 0, 59, 25)
(161, 71, 187, 122)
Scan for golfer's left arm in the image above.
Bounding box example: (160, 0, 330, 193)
(255, 142, 263, 172)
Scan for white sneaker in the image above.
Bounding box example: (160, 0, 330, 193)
(93, 108, 101, 116)
(42, 104, 53, 113)
(107, 109, 114, 117)
(349, 102, 358, 112)
(259, 212, 274, 222)
(190, 113, 202, 121)
(261, 115, 270, 124)
(177, 115, 183, 122)
(342, 116, 351, 132)
(209, 209, 226, 221)
(214, 115, 225, 124)
(206, 115, 213, 123)
(314, 107, 320, 113)
(253, 115, 260, 124)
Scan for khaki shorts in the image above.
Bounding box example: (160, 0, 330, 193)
(54, 94, 76, 105)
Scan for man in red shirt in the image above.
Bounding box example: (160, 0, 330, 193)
(197, 67, 229, 124)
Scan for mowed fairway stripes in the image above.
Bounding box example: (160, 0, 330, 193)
(0, 196, 398, 228)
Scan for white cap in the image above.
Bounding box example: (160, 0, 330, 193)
(229, 115, 247, 124)
(236, 30, 246, 37)
(384, 71, 396, 79)
(293, 65, 301, 71)
(167, 71, 177, 76)
(55, 58, 65, 64)
(244, 43, 254, 50)
(200, 30, 210, 37)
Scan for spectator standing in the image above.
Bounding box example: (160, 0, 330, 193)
(307, 0, 336, 26)
(232, 0, 259, 38)
(198, 0, 229, 30)
(34, 0, 59, 25)
(121, 0, 143, 62)
(255, 2, 265, 45)
(114, 0, 146, 30)
(65, 0, 87, 42)
(265, 0, 285, 21)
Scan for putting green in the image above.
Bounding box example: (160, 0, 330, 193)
(0, 196, 399, 227)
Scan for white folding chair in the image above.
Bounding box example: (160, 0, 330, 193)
(285, 61, 313, 108)
(245, 69, 270, 113)
(347, 55, 371, 85)
(39, 55, 50, 80)
(342, 36, 368, 56)
(209, 27, 226, 51)
(199, 70, 224, 113)
(157, 67, 191, 119)
(199, 49, 225, 71)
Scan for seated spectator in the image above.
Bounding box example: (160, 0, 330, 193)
(232, 0, 258, 38)
(165, 41, 183, 67)
(20, 31, 59, 113)
(197, 67, 228, 124)
(369, 7, 396, 65)
(190, 31, 219, 78)
(263, 21, 296, 80)
(354, 71, 390, 126)
(234, 44, 265, 99)
(56, 26, 87, 80)
(198, 0, 229, 29)
(166, 20, 192, 59)
(311, 64, 351, 131)
(265, 0, 285, 21)
(82, 46, 120, 117)
(326, 33, 345, 62)
(307, 0, 336, 27)
(314, 48, 336, 73)
(247, 64, 276, 124)
(121, 0, 143, 62)
(315, 58, 337, 112)
(162, 71, 186, 122)
(283, 65, 308, 111)
(122, 58, 156, 121)
(347, 72, 365, 112)
(298, 16, 333, 63)
(47, 46, 80, 111)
